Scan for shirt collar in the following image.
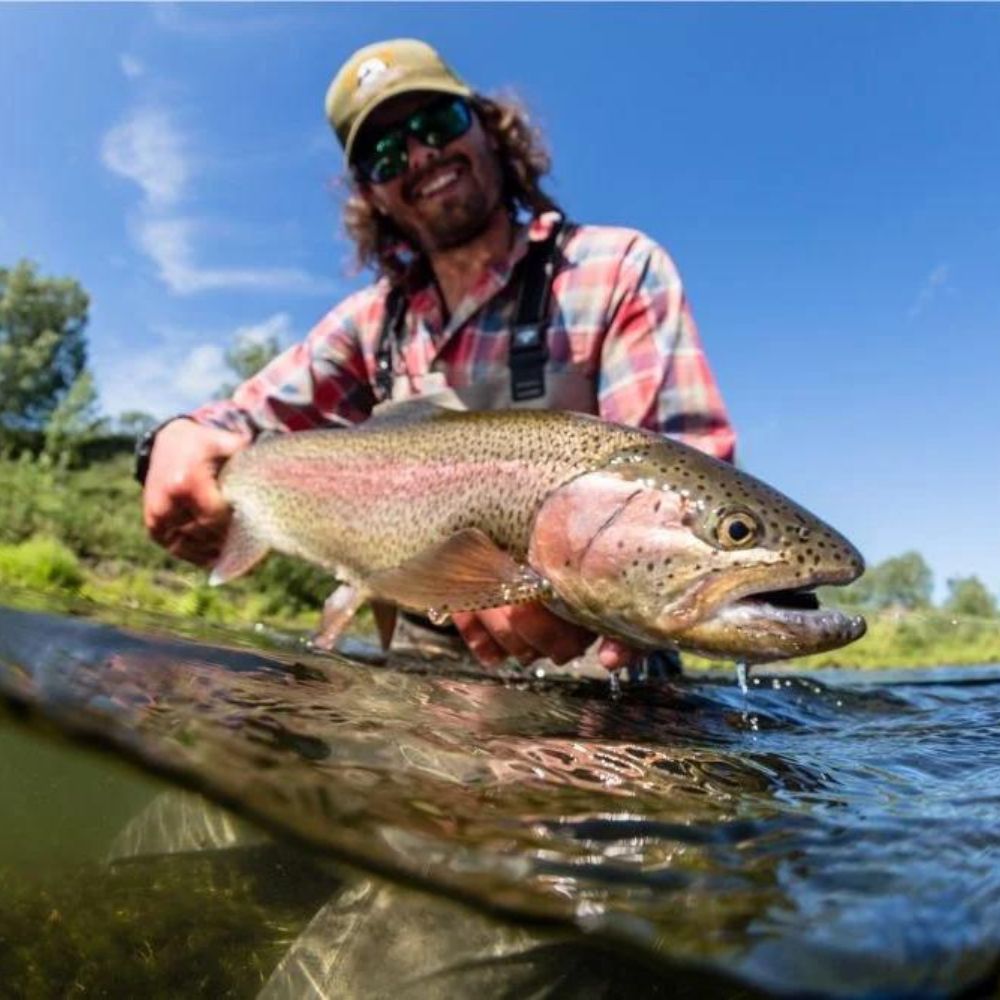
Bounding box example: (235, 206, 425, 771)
(400, 210, 564, 343)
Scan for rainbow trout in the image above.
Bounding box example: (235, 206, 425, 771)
(211, 405, 866, 662)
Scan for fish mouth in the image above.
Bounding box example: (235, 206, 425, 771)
(668, 583, 867, 663)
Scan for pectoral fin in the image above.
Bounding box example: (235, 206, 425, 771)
(313, 583, 368, 651)
(209, 510, 269, 585)
(369, 529, 550, 616)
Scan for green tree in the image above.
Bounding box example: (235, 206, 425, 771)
(0, 260, 89, 431)
(945, 576, 998, 618)
(215, 330, 282, 399)
(868, 551, 934, 610)
(831, 551, 934, 611)
(43, 370, 105, 464)
(112, 410, 157, 438)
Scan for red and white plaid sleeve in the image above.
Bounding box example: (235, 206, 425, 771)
(597, 236, 736, 463)
(190, 287, 384, 439)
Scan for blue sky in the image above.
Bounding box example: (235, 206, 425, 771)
(2, 3, 998, 601)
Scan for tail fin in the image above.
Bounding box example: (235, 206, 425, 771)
(209, 510, 269, 586)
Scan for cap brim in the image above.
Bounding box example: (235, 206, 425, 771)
(344, 77, 472, 166)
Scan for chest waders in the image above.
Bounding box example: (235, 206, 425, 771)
(372, 218, 595, 413)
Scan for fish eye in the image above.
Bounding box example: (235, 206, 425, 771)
(717, 510, 760, 549)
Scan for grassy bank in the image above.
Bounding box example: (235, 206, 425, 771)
(0, 452, 331, 632)
(0, 451, 996, 668)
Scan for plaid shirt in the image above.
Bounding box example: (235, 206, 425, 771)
(193, 211, 736, 462)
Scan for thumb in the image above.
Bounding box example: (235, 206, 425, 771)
(597, 638, 637, 672)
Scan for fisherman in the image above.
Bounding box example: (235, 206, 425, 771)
(137, 38, 736, 673)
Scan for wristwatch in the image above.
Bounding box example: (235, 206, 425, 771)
(133, 416, 192, 486)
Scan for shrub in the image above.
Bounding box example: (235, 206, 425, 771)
(0, 536, 84, 593)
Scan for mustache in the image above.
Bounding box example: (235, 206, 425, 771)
(403, 155, 469, 202)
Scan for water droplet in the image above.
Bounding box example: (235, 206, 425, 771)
(735, 661, 751, 695)
(427, 607, 451, 626)
(608, 671, 622, 700)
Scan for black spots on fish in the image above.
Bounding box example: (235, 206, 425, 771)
(646, 562, 655, 572)
(653, 499, 662, 514)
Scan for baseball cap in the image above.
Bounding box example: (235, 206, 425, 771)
(325, 39, 473, 163)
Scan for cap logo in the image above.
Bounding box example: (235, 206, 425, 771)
(356, 57, 390, 92)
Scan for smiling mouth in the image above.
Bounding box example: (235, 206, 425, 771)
(407, 159, 466, 202)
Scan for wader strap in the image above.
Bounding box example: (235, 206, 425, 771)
(374, 286, 408, 402)
(372, 217, 572, 404)
(508, 218, 568, 402)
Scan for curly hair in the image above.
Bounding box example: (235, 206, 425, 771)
(341, 94, 562, 283)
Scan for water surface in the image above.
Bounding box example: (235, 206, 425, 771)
(1, 587, 999, 998)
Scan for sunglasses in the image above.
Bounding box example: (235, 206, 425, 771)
(353, 96, 474, 185)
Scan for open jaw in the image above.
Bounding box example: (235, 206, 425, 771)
(670, 586, 867, 663)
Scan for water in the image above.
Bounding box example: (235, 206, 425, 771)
(2, 587, 1000, 998)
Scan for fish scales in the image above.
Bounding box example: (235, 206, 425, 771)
(214, 407, 867, 662)
(221, 410, 643, 574)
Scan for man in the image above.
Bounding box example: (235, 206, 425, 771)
(140, 38, 736, 671)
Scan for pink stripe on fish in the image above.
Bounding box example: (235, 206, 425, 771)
(257, 456, 533, 500)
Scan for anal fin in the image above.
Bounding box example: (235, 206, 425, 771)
(368, 528, 550, 618)
(371, 600, 398, 651)
(313, 583, 368, 651)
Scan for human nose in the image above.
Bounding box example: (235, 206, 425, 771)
(406, 134, 442, 173)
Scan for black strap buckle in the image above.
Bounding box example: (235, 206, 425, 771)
(508, 323, 550, 402)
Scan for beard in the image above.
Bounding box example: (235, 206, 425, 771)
(421, 186, 496, 250)
(399, 154, 504, 252)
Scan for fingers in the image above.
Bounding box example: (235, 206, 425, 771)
(597, 638, 638, 672)
(142, 420, 247, 567)
(508, 604, 594, 665)
(452, 611, 507, 668)
(452, 604, 596, 669)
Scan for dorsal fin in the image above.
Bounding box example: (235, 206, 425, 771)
(363, 391, 466, 430)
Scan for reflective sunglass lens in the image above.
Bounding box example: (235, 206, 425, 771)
(355, 98, 473, 184)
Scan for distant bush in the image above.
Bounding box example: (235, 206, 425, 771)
(792, 609, 1000, 669)
(0, 452, 174, 567)
(0, 536, 84, 593)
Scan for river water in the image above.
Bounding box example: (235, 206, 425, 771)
(1, 586, 999, 998)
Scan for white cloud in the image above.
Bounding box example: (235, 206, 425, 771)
(174, 343, 229, 398)
(233, 313, 295, 349)
(97, 314, 299, 419)
(136, 217, 335, 296)
(120, 53, 145, 79)
(908, 263, 952, 320)
(99, 336, 228, 418)
(101, 104, 337, 297)
(101, 108, 189, 209)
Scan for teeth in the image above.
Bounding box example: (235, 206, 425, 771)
(418, 170, 458, 197)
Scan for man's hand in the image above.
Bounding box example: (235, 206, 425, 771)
(451, 603, 637, 672)
(142, 419, 248, 566)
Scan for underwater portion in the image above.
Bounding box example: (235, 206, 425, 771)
(1, 587, 1000, 998)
